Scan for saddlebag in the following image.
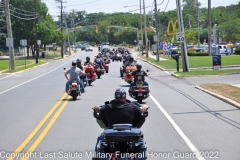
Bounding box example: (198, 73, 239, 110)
(103, 124, 141, 142)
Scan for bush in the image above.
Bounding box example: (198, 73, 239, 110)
(0, 51, 3, 56)
(235, 47, 240, 55)
(91, 42, 96, 46)
(178, 50, 208, 56)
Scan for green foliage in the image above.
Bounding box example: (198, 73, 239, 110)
(90, 42, 96, 46)
(235, 47, 240, 55)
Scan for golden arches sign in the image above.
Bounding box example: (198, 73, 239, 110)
(167, 20, 178, 34)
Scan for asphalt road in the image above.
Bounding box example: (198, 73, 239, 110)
(0, 48, 240, 160)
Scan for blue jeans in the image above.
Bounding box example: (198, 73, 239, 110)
(65, 79, 84, 93)
(96, 62, 103, 69)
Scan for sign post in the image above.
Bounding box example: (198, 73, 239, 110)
(52, 43, 56, 59)
(20, 39, 27, 67)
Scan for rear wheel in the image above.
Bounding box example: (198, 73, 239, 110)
(106, 70, 108, 73)
(88, 80, 92, 86)
(71, 90, 77, 101)
(137, 98, 143, 104)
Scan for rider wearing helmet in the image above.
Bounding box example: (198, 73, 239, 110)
(92, 88, 149, 152)
(64, 60, 84, 94)
(83, 56, 93, 66)
(76, 59, 83, 70)
(95, 54, 103, 69)
(129, 64, 149, 90)
(124, 55, 134, 67)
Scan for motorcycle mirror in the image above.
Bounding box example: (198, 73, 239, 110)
(63, 68, 66, 70)
(146, 70, 149, 72)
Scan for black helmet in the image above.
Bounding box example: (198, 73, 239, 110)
(97, 55, 100, 58)
(114, 88, 126, 99)
(129, 57, 134, 62)
(72, 60, 77, 66)
(77, 59, 81, 63)
(86, 56, 90, 61)
(136, 64, 142, 70)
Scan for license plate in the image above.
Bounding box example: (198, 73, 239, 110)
(137, 84, 143, 88)
(86, 73, 90, 75)
(72, 87, 76, 90)
(138, 92, 143, 96)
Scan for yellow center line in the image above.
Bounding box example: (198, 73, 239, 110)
(20, 96, 71, 160)
(7, 93, 68, 160)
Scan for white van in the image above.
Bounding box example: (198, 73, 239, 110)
(218, 44, 227, 54)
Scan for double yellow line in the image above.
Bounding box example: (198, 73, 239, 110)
(8, 93, 71, 160)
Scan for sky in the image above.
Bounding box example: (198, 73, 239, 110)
(42, 0, 240, 20)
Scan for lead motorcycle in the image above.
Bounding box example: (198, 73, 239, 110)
(64, 68, 81, 100)
(92, 104, 148, 160)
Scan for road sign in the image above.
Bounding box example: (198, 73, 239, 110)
(46, 45, 53, 48)
(176, 32, 185, 43)
(6, 38, 13, 47)
(20, 39, 27, 46)
(52, 42, 56, 46)
(37, 40, 41, 45)
(153, 35, 157, 42)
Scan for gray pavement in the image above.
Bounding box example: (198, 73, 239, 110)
(0, 49, 239, 160)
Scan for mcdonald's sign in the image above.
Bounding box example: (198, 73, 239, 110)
(167, 20, 178, 35)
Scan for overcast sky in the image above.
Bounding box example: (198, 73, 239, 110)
(42, 0, 240, 20)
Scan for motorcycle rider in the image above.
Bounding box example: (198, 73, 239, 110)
(64, 61, 84, 94)
(76, 59, 83, 70)
(129, 64, 149, 90)
(94, 54, 103, 69)
(124, 55, 135, 67)
(83, 56, 93, 66)
(92, 88, 149, 152)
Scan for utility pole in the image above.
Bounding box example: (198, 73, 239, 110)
(72, 9, 76, 53)
(208, 0, 212, 56)
(5, 0, 15, 70)
(176, 0, 189, 72)
(139, 0, 143, 54)
(34, 0, 39, 63)
(154, 0, 159, 61)
(143, 0, 148, 57)
(64, 12, 71, 55)
(60, 0, 63, 58)
(197, 0, 200, 47)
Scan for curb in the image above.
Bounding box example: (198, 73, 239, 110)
(171, 73, 180, 78)
(195, 85, 240, 109)
(137, 57, 167, 71)
(0, 61, 49, 75)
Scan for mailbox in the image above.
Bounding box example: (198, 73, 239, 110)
(171, 53, 180, 72)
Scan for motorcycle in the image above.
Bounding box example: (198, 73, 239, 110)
(92, 106, 148, 160)
(94, 64, 105, 79)
(85, 64, 97, 86)
(103, 57, 110, 73)
(129, 74, 150, 104)
(123, 65, 137, 84)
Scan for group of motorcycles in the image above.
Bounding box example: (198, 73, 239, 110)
(64, 53, 111, 100)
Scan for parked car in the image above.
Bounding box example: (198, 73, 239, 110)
(81, 45, 86, 51)
(86, 45, 93, 51)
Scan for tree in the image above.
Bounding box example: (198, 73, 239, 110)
(219, 18, 240, 42)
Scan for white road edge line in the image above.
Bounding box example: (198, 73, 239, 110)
(0, 74, 14, 80)
(0, 62, 68, 95)
(149, 93, 205, 160)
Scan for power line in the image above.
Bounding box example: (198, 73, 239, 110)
(163, 0, 169, 12)
(9, 6, 36, 13)
(39, 20, 61, 31)
(10, 13, 37, 20)
(10, 9, 37, 17)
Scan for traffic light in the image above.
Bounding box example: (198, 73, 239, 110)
(95, 26, 98, 33)
(107, 27, 110, 33)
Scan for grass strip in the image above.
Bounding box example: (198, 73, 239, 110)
(200, 83, 240, 104)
